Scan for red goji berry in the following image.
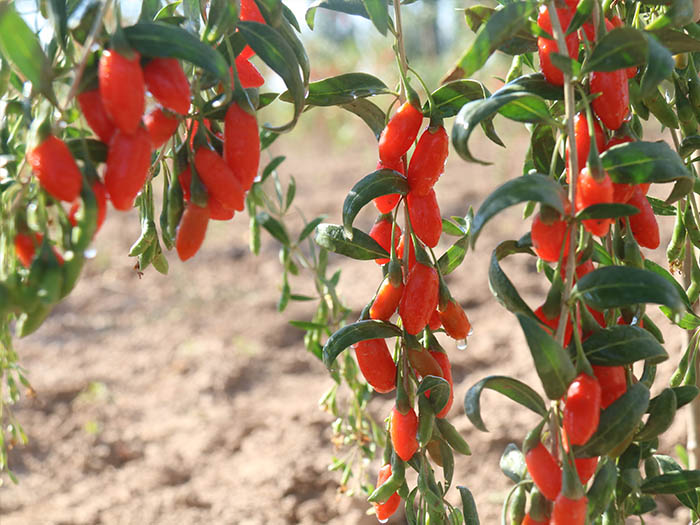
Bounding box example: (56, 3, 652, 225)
(354, 339, 396, 393)
(144, 108, 179, 149)
(231, 55, 265, 89)
(374, 158, 404, 214)
(604, 136, 636, 203)
(369, 217, 401, 265)
(105, 127, 152, 211)
(590, 69, 629, 131)
(592, 364, 627, 409)
(373, 464, 401, 522)
(391, 406, 419, 461)
(628, 187, 659, 249)
(407, 189, 441, 248)
(523, 513, 550, 525)
(534, 305, 574, 346)
(239, 0, 266, 59)
(176, 203, 210, 261)
(14, 233, 37, 268)
(143, 58, 191, 115)
(525, 441, 562, 501)
(178, 166, 235, 221)
(428, 309, 442, 330)
(224, 103, 260, 191)
(575, 167, 614, 237)
(537, 6, 579, 86)
(27, 134, 83, 203)
(370, 276, 404, 321)
(531, 212, 570, 263)
(408, 346, 444, 379)
(566, 112, 605, 182)
(378, 101, 423, 164)
(406, 124, 449, 196)
(399, 263, 439, 335)
(98, 49, 145, 134)
(430, 350, 453, 418)
(551, 493, 587, 525)
(438, 298, 471, 340)
(563, 373, 602, 445)
(77, 89, 116, 143)
(561, 435, 598, 484)
(195, 147, 245, 212)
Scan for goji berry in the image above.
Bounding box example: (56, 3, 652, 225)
(105, 127, 152, 211)
(224, 103, 260, 191)
(551, 493, 587, 525)
(563, 373, 602, 445)
(561, 434, 598, 484)
(144, 108, 179, 149)
(231, 55, 265, 89)
(438, 298, 471, 340)
(628, 187, 660, 249)
(98, 49, 145, 134)
(239, 0, 266, 59)
(378, 101, 423, 163)
(531, 212, 570, 263)
(143, 58, 191, 115)
(408, 346, 444, 379)
(406, 124, 449, 196)
(604, 136, 635, 203)
(176, 203, 210, 261)
(399, 263, 439, 335)
(27, 134, 83, 203)
(194, 147, 245, 212)
(428, 309, 442, 330)
(369, 217, 401, 265)
(523, 513, 550, 525)
(592, 364, 626, 409)
(391, 406, 419, 461)
(430, 350, 453, 418)
(575, 167, 614, 237)
(566, 112, 605, 182)
(77, 89, 116, 143)
(534, 305, 574, 346)
(407, 189, 441, 248)
(582, 16, 614, 42)
(374, 158, 404, 214)
(590, 69, 629, 131)
(370, 276, 404, 321)
(178, 166, 234, 221)
(525, 441, 562, 501)
(373, 464, 401, 522)
(537, 6, 579, 86)
(354, 339, 396, 393)
(14, 233, 37, 268)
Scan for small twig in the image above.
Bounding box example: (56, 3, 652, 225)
(392, 0, 409, 102)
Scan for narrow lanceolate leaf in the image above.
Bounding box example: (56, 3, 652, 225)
(575, 203, 639, 220)
(601, 141, 691, 187)
(650, 28, 700, 54)
(238, 21, 304, 132)
(342, 169, 409, 236)
(322, 319, 401, 367)
(574, 383, 650, 458)
(438, 234, 470, 275)
(256, 211, 290, 245)
(124, 23, 229, 80)
(465, 375, 547, 432)
(572, 266, 685, 314)
(458, 486, 480, 525)
(495, 73, 564, 100)
(0, 4, 56, 104)
(340, 98, 386, 140)
(640, 33, 674, 98)
(636, 388, 677, 441)
(305, 0, 369, 30)
(282, 73, 390, 106)
(653, 455, 700, 511)
(429, 80, 489, 119)
(450, 1, 537, 79)
(587, 459, 618, 521)
(517, 314, 576, 400)
(315, 223, 389, 260)
(583, 28, 648, 73)
(567, 0, 593, 35)
(583, 325, 669, 366)
(417, 376, 451, 416)
(489, 241, 537, 319)
(361, 0, 389, 35)
(471, 174, 565, 246)
(641, 471, 700, 494)
(453, 92, 553, 164)
(680, 136, 700, 158)
(644, 259, 694, 310)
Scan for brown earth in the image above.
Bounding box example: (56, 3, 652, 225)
(0, 122, 693, 524)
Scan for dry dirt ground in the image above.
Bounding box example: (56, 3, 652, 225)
(0, 122, 693, 524)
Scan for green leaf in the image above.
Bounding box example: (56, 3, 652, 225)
(256, 211, 290, 245)
(574, 382, 650, 458)
(567, 0, 593, 35)
(583, 28, 648, 73)
(669, 385, 700, 409)
(361, 0, 388, 35)
(471, 174, 565, 246)
(575, 202, 639, 220)
(582, 325, 669, 366)
(649, 28, 700, 54)
(322, 319, 401, 367)
(640, 33, 674, 98)
(453, 1, 537, 78)
(452, 92, 553, 164)
(48, 0, 69, 52)
(417, 376, 451, 416)
(489, 240, 537, 319)
(124, 23, 229, 80)
(0, 4, 56, 105)
(495, 73, 564, 100)
(644, 259, 693, 310)
(438, 235, 470, 275)
(680, 135, 700, 158)
(342, 169, 409, 236)
(517, 314, 576, 400)
(572, 266, 686, 314)
(306, 0, 369, 29)
(429, 79, 489, 119)
(65, 138, 108, 164)
(647, 196, 677, 216)
(299, 215, 326, 243)
(457, 486, 480, 525)
(601, 141, 690, 189)
(500, 443, 527, 483)
(642, 470, 700, 494)
(238, 21, 304, 132)
(653, 455, 700, 511)
(340, 98, 386, 140)
(315, 223, 389, 260)
(636, 388, 677, 441)
(464, 5, 494, 32)
(294, 72, 390, 106)
(465, 375, 547, 432)
(587, 459, 618, 521)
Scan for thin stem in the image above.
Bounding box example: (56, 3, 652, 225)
(392, 0, 409, 101)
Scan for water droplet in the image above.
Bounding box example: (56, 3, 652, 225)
(377, 518, 388, 524)
(84, 247, 97, 259)
(468, 327, 474, 337)
(456, 338, 468, 350)
(631, 316, 639, 326)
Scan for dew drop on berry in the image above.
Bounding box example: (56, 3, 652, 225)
(456, 338, 468, 350)
(377, 518, 388, 524)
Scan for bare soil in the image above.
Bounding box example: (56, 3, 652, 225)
(0, 126, 692, 524)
